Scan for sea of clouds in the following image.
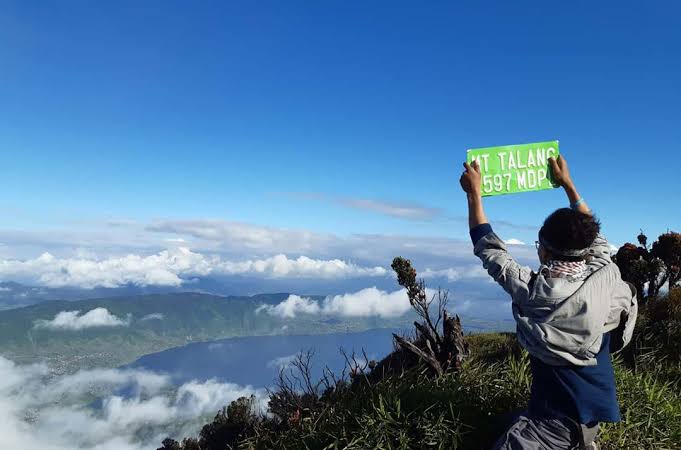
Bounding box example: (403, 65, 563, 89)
(0, 216, 537, 292)
(0, 249, 388, 289)
(0, 356, 266, 450)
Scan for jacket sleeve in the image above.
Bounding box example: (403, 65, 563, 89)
(609, 280, 639, 353)
(473, 230, 533, 303)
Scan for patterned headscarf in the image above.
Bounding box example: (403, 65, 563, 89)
(546, 260, 588, 279)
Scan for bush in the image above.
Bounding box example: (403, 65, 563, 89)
(629, 288, 681, 382)
(599, 362, 681, 449)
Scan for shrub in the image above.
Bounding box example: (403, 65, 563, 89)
(599, 362, 681, 449)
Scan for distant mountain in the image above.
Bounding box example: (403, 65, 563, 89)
(0, 280, 191, 309)
(0, 279, 293, 310)
(0, 292, 412, 374)
(0, 276, 404, 309)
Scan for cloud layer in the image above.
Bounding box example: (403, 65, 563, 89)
(34, 308, 130, 330)
(144, 218, 539, 267)
(218, 254, 387, 279)
(0, 248, 388, 289)
(0, 217, 540, 303)
(0, 356, 265, 450)
(337, 197, 443, 220)
(420, 265, 488, 282)
(0, 357, 265, 450)
(146, 219, 335, 255)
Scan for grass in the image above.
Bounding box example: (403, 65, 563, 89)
(600, 362, 681, 449)
(160, 291, 681, 450)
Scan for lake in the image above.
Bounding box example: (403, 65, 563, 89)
(126, 328, 401, 388)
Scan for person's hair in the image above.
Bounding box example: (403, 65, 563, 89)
(539, 208, 600, 261)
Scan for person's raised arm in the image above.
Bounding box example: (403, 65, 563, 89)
(549, 155, 591, 215)
(459, 159, 532, 301)
(459, 160, 488, 229)
(550, 154, 613, 264)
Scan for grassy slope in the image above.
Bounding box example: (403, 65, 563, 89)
(228, 333, 681, 450)
(164, 291, 681, 450)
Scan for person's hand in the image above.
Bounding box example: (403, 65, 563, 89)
(460, 160, 482, 197)
(549, 155, 573, 189)
(550, 154, 589, 213)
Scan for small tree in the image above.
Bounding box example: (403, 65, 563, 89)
(157, 438, 181, 450)
(616, 230, 681, 302)
(651, 232, 681, 292)
(388, 256, 469, 376)
(616, 243, 651, 302)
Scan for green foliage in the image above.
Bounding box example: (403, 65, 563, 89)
(628, 288, 681, 381)
(599, 362, 681, 449)
(599, 288, 681, 449)
(616, 231, 681, 301)
(163, 306, 681, 450)
(652, 232, 681, 290)
(0, 293, 411, 373)
(160, 334, 534, 450)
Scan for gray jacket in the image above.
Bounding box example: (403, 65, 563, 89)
(474, 232, 638, 366)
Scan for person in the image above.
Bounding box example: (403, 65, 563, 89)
(459, 154, 638, 450)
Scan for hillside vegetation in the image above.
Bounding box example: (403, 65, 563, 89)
(160, 231, 681, 450)
(0, 292, 411, 373)
(0, 291, 509, 374)
(159, 293, 681, 450)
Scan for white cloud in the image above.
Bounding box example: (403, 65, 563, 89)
(144, 219, 539, 269)
(504, 238, 526, 245)
(420, 265, 488, 282)
(258, 287, 414, 319)
(34, 308, 130, 330)
(147, 219, 335, 255)
(0, 249, 204, 288)
(0, 356, 266, 450)
(278, 193, 445, 221)
(218, 254, 387, 279)
(266, 354, 298, 370)
(0, 217, 540, 288)
(140, 313, 164, 321)
(0, 248, 388, 289)
(320, 288, 412, 318)
(337, 198, 442, 220)
(258, 286, 485, 320)
(0, 217, 540, 303)
(257, 295, 321, 318)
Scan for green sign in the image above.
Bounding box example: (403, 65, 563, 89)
(466, 140, 560, 197)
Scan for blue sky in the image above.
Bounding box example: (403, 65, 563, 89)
(0, 1, 679, 289)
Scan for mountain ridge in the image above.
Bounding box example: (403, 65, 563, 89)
(0, 291, 408, 374)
